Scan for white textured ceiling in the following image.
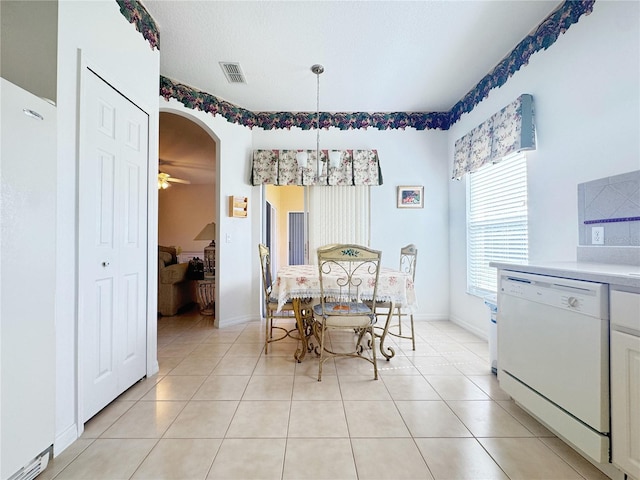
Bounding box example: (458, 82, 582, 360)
(143, 0, 562, 113)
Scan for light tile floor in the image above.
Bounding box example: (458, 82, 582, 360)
(41, 307, 611, 480)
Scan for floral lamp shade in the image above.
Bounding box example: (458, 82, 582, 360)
(452, 94, 536, 180)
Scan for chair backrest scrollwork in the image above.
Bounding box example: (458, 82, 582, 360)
(316, 243, 382, 314)
(399, 243, 417, 281)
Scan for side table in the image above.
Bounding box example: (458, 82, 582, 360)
(197, 278, 215, 315)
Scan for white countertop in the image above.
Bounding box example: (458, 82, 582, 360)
(490, 261, 640, 289)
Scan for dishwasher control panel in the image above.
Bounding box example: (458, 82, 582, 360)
(500, 271, 608, 318)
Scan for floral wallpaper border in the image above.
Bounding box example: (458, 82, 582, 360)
(448, 0, 594, 124)
(160, 74, 451, 131)
(116, 0, 160, 50)
(127, 0, 594, 131)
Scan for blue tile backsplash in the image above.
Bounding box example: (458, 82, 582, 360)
(578, 170, 640, 247)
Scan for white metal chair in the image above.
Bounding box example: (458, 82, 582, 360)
(375, 243, 417, 351)
(258, 244, 297, 354)
(312, 244, 381, 381)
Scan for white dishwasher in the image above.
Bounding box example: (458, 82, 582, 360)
(497, 271, 610, 463)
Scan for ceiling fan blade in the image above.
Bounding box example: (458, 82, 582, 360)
(166, 177, 191, 184)
(158, 171, 191, 186)
(159, 158, 177, 166)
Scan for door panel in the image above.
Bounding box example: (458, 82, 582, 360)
(123, 272, 140, 360)
(94, 278, 114, 383)
(98, 151, 115, 245)
(124, 164, 140, 244)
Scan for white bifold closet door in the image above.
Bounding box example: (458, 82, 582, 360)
(79, 68, 149, 422)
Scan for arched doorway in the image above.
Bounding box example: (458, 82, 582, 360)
(157, 112, 217, 317)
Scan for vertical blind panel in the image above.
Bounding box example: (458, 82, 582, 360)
(288, 212, 306, 265)
(467, 153, 528, 294)
(308, 186, 370, 263)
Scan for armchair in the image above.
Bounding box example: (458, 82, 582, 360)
(158, 246, 197, 316)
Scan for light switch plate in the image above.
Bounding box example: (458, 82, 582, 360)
(592, 226, 604, 245)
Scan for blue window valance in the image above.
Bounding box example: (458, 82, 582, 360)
(251, 149, 382, 186)
(452, 94, 536, 180)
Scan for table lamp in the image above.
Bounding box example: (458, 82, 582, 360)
(194, 222, 216, 278)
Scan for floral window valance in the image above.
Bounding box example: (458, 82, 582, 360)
(251, 149, 383, 186)
(452, 94, 536, 180)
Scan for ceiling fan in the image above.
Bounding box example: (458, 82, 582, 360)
(157, 171, 191, 189)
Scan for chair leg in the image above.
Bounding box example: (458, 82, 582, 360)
(409, 313, 415, 351)
(370, 324, 378, 380)
(264, 314, 270, 355)
(355, 327, 368, 352)
(318, 321, 326, 382)
(396, 307, 416, 351)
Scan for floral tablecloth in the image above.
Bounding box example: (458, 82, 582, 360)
(273, 264, 416, 312)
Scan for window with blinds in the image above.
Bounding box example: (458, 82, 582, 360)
(466, 153, 528, 295)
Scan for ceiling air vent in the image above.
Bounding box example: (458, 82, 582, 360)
(219, 62, 246, 84)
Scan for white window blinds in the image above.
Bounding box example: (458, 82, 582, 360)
(467, 153, 528, 295)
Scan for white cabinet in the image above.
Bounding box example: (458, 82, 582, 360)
(610, 290, 640, 480)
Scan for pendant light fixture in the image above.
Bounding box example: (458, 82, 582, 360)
(296, 64, 342, 183)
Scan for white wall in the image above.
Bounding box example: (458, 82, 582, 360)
(252, 127, 451, 321)
(448, 1, 640, 337)
(160, 98, 255, 327)
(158, 184, 216, 254)
(56, 0, 160, 455)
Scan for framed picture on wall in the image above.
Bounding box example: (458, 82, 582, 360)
(397, 185, 424, 208)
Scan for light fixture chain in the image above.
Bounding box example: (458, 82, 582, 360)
(316, 66, 320, 167)
(316, 66, 322, 161)
(310, 63, 325, 180)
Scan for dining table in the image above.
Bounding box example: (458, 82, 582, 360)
(272, 264, 417, 362)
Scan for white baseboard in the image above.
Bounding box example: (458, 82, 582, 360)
(448, 313, 488, 340)
(217, 314, 256, 328)
(147, 359, 159, 377)
(54, 423, 78, 457)
(413, 313, 450, 322)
